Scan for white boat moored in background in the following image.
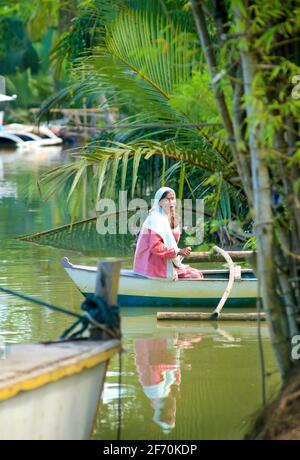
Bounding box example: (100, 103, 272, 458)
(0, 121, 63, 149)
(0, 95, 17, 102)
(5, 123, 63, 148)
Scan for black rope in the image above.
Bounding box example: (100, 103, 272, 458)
(0, 286, 120, 340)
(59, 294, 120, 340)
(0, 286, 83, 320)
(81, 294, 120, 330)
(60, 318, 89, 340)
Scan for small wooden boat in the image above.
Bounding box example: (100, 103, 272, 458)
(0, 339, 120, 440)
(62, 258, 258, 308)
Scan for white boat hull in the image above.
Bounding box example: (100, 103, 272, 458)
(62, 258, 259, 308)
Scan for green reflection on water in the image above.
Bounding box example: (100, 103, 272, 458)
(0, 149, 280, 440)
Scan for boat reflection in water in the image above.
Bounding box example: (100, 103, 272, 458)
(134, 334, 202, 433)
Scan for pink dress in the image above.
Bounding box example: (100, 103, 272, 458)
(134, 338, 180, 387)
(133, 227, 203, 280)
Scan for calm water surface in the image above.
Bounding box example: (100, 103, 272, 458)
(0, 147, 280, 440)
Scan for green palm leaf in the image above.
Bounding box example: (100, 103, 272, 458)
(17, 217, 135, 256)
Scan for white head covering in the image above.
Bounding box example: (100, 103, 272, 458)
(142, 187, 184, 278)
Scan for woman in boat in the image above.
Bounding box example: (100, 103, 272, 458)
(133, 187, 203, 280)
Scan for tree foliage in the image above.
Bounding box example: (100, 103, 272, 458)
(38, 0, 245, 240)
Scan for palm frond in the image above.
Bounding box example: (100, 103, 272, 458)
(71, 8, 234, 163)
(17, 217, 135, 256)
(39, 138, 239, 213)
(71, 7, 198, 119)
(37, 6, 239, 219)
(106, 9, 196, 96)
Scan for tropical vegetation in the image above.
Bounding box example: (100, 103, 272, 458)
(2, 1, 300, 433)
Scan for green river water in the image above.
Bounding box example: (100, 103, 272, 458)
(0, 147, 280, 440)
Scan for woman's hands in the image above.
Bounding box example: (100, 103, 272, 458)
(178, 246, 192, 257)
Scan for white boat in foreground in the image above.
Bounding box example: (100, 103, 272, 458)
(0, 339, 121, 440)
(62, 258, 259, 308)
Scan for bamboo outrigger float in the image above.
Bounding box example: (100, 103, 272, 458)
(157, 312, 266, 321)
(0, 261, 122, 440)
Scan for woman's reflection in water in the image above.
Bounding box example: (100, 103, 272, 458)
(134, 335, 202, 433)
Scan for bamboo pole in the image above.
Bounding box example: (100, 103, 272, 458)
(157, 312, 266, 321)
(186, 250, 254, 263)
(233, 4, 292, 379)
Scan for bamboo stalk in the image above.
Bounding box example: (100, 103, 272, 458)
(157, 312, 266, 321)
(234, 3, 292, 379)
(187, 250, 254, 262)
